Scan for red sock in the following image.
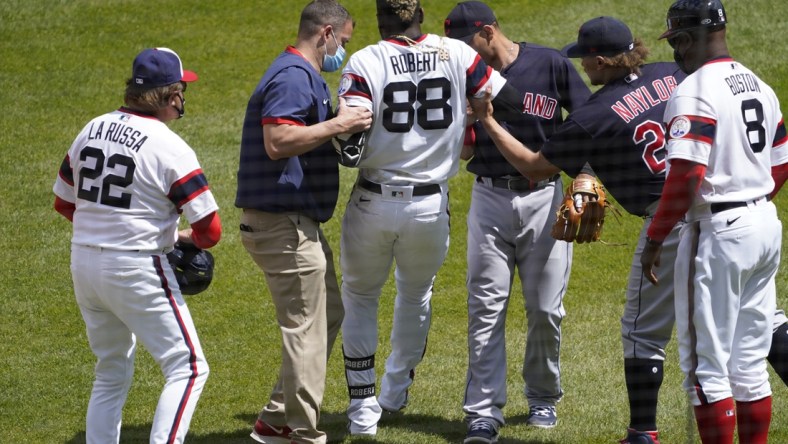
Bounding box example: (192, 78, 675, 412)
(737, 396, 772, 444)
(694, 397, 736, 444)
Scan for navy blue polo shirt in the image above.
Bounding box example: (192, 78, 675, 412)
(236, 47, 339, 223)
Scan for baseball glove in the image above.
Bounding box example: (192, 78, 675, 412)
(332, 131, 368, 167)
(166, 242, 214, 295)
(551, 176, 609, 243)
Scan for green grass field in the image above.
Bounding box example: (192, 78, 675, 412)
(2, 0, 787, 442)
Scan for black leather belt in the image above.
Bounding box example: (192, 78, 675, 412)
(358, 177, 441, 196)
(478, 174, 560, 192)
(710, 196, 769, 214)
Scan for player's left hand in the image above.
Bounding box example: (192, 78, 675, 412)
(640, 239, 663, 285)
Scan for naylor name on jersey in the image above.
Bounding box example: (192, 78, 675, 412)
(611, 75, 679, 124)
(389, 51, 439, 75)
(87, 119, 149, 152)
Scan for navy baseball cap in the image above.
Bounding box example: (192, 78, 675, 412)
(561, 16, 635, 58)
(444, 1, 497, 43)
(131, 47, 198, 88)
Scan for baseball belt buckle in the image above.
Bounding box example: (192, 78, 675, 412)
(380, 184, 414, 201)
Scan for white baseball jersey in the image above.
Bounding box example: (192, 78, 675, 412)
(338, 34, 506, 184)
(664, 57, 785, 407)
(53, 109, 218, 251)
(664, 57, 788, 205)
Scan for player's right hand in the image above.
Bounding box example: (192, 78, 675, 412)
(640, 239, 663, 285)
(468, 86, 494, 122)
(336, 97, 372, 134)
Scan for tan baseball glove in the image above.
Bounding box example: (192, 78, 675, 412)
(551, 176, 608, 243)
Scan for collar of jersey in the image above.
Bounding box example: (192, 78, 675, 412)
(118, 107, 159, 120)
(385, 34, 428, 46)
(703, 55, 734, 67)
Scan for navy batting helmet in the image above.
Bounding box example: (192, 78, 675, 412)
(659, 0, 727, 39)
(167, 242, 215, 295)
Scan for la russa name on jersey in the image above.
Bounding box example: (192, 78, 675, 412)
(86, 116, 149, 152)
(610, 75, 679, 124)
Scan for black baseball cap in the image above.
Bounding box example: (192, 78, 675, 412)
(132, 47, 198, 88)
(561, 16, 635, 58)
(444, 1, 497, 43)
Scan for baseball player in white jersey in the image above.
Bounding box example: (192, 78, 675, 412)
(53, 48, 221, 444)
(642, 1, 788, 442)
(336, 0, 526, 436)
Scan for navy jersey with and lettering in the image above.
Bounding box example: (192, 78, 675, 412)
(541, 62, 686, 216)
(468, 42, 591, 178)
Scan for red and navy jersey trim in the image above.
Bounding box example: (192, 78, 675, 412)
(343, 73, 372, 101)
(168, 169, 209, 209)
(59, 154, 74, 186)
(261, 117, 304, 126)
(466, 54, 492, 97)
(668, 115, 716, 145)
(774, 118, 787, 148)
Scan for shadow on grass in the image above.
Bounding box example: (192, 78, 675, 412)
(65, 411, 560, 443)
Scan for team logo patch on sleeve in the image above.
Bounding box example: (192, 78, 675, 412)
(669, 116, 691, 139)
(338, 74, 353, 97)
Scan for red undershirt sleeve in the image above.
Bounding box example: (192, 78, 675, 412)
(464, 125, 476, 147)
(646, 159, 706, 243)
(54, 196, 75, 222)
(190, 211, 222, 249)
(770, 163, 788, 200)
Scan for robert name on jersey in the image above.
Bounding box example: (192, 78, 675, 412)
(86, 114, 149, 152)
(389, 51, 439, 75)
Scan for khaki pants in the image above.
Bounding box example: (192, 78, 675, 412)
(240, 209, 343, 444)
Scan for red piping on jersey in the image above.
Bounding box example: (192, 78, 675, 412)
(168, 169, 210, 208)
(467, 55, 491, 96)
(647, 159, 705, 242)
(262, 117, 304, 126)
(684, 222, 708, 405)
(153, 256, 200, 444)
(342, 73, 372, 101)
(384, 34, 427, 45)
(667, 115, 716, 145)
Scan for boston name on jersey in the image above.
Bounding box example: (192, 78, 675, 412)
(86, 115, 149, 152)
(390, 51, 438, 75)
(611, 75, 679, 124)
(725, 72, 760, 95)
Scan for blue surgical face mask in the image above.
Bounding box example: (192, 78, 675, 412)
(322, 30, 346, 72)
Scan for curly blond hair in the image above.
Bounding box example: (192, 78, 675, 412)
(599, 38, 650, 75)
(124, 80, 183, 115)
